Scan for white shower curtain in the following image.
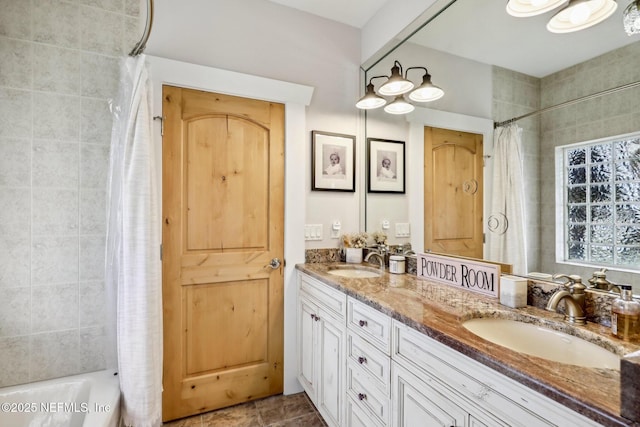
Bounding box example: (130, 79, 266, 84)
(487, 124, 528, 274)
(105, 54, 162, 427)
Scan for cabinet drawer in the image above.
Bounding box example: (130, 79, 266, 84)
(392, 321, 556, 427)
(346, 330, 390, 393)
(346, 397, 384, 427)
(347, 297, 391, 355)
(299, 272, 346, 318)
(346, 362, 391, 426)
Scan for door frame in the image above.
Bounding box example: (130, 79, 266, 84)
(405, 107, 494, 256)
(148, 55, 314, 395)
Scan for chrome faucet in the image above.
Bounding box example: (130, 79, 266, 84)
(546, 274, 587, 325)
(364, 245, 387, 269)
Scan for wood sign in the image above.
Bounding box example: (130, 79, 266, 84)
(416, 252, 500, 298)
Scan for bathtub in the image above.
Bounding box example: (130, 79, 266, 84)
(0, 369, 120, 427)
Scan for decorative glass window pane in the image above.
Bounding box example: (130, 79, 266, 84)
(568, 167, 586, 184)
(590, 184, 611, 203)
(568, 243, 585, 259)
(591, 245, 614, 263)
(591, 144, 611, 163)
(616, 204, 640, 223)
(616, 226, 640, 245)
(569, 224, 587, 242)
(615, 139, 640, 160)
(616, 182, 640, 202)
(568, 148, 586, 166)
(568, 186, 586, 203)
(590, 164, 611, 183)
(591, 225, 612, 243)
(615, 161, 640, 181)
(569, 205, 587, 222)
(591, 205, 613, 222)
(616, 246, 640, 266)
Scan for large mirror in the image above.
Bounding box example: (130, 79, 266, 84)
(364, 0, 640, 291)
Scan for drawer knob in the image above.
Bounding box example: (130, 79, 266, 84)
(358, 356, 367, 364)
(358, 320, 368, 327)
(310, 314, 320, 321)
(357, 393, 367, 401)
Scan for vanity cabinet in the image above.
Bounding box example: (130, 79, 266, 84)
(296, 271, 604, 427)
(297, 273, 347, 427)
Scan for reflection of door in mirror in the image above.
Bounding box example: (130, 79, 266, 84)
(424, 127, 483, 259)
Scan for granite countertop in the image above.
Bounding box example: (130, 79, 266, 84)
(296, 262, 640, 427)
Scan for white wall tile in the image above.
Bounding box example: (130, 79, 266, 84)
(0, 336, 30, 387)
(0, 0, 32, 40)
(79, 281, 105, 327)
(79, 235, 105, 281)
(33, 92, 81, 141)
(81, 143, 110, 188)
(0, 188, 30, 238)
(80, 6, 124, 56)
(32, 236, 79, 285)
(124, 0, 140, 16)
(32, 284, 79, 333)
(32, 188, 79, 236)
(0, 88, 32, 139)
(0, 288, 30, 337)
(123, 15, 141, 56)
(33, 140, 79, 188)
(0, 138, 31, 187)
(80, 189, 106, 234)
(30, 330, 79, 381)
(33, 44, 82, 95)
(0, 237, 30, 288)
(0, 38, 32, 89)
(81, 53, 119, 99)
(33, 0, 81, 48)
(79, 326, 105, 372)
(81, 98, 112, 144)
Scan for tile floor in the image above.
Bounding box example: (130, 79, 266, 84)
(163, 392, 328, 427)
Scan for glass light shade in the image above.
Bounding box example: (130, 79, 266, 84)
(506, 0, 568, 17)
(547, 0, 617, 33)
(384, 96, 415, 115)
(378, 64, 414, 96)
(624, 0, 640, 35)
(355, 83, 387, 109)
(408, 74, 444, 102)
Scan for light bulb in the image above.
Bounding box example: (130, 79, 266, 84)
(569, 2, 591, 23)
(531, 0, 549, 6)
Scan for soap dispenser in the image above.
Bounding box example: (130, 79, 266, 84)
(611, 285, 640, 341)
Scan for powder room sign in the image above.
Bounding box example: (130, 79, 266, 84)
(417, 253, 500, 298)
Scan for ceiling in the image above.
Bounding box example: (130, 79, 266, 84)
(268, 0, 639, 78)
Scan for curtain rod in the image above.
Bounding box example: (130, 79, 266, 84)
(493, 80, 640, 129)
(129, 0, 154, 56)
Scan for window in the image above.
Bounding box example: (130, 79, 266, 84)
(557, 133, 640, 271)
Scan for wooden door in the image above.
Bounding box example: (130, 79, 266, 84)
(162, 86, 285, 421)
(424, 127, 483, 258)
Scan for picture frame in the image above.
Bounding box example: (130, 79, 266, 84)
(312, 131, 356, 192)
(367, 138, 405, 193)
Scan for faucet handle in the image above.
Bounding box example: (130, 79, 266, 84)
(553, 274, 586, 292)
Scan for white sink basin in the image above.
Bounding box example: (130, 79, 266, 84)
(327, 268, 382, 278)
(463, 318, 620, 370)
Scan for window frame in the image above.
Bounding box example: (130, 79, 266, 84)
(555, 131, 640, 273)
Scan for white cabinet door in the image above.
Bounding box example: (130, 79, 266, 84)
(317, 307, 344, 427)
(297, 294, 318, 398)
(392, 362, 465, 427)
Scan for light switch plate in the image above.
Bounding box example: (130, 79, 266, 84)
(395, 222, 410, 237)
(304, 224, 323, 241)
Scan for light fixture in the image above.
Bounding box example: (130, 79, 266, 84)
(624, 0, 640, 35)
(547, 0, 618, 33)
(384, 96, 415, 115)
(378, 61, 414, 96)
(407, 68, 444, 102)
(355, 61, 445, 114)
(506, 0, 568, 17)
(355, 79, 387, 110)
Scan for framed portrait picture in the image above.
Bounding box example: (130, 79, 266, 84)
(367, 138, 405, 193)
(312, 131, 356, 192)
